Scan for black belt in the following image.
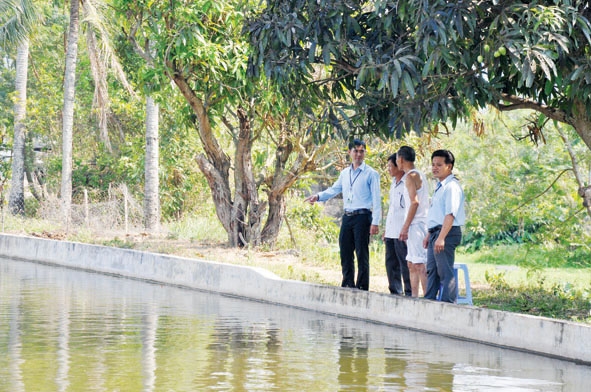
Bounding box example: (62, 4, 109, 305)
(428, 225, 442, 233)
(344, 208, 371, 216)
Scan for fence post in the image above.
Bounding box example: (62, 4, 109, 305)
(123, 184, 129, 234)
(84, 188, 89, 227)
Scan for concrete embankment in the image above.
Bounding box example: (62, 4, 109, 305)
(1, 233, 590, 365)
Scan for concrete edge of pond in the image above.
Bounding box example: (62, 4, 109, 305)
(1, 233, 589, 365)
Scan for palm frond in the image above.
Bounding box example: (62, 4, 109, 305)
(0, 0, 39, 47)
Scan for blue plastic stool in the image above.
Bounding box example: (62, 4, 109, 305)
(437, 263, 473, 305)
(454, 263, 473, 305)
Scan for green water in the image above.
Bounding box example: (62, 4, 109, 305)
(1, 259, 589, 391)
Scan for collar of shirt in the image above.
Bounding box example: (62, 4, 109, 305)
(436, 174, 456, 191)
(349, 162, 366, 172)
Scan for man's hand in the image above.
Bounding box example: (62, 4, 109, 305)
(434, 237, 445, 254)
(304, 194, 318, 204)
(370, 224, 379, 235)
(399, 226, 409, 241)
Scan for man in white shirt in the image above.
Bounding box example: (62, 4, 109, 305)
(423, 149, 466, 303)
(305, 139, 381, 291)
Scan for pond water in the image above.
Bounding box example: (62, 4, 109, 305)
(1, 258, 589, 391)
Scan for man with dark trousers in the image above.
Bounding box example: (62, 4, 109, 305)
(423, 149, 466, 302)
(383, 154, 412, 295)
(305, 139, 381, 290)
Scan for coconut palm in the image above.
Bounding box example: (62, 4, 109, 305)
(0, 0, 38, 215)
(82, 0, 135, 153)
(60, 0, 80, 228)
(61, 0, 136, 228)
(144, 95, 160, 232)
(123, 30, 161, 233)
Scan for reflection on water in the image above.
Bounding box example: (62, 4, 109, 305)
(0, 258, 589, 391)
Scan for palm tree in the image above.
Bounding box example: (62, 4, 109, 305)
(60, 0, 80, 228)
(7, 39, 28, 215)
(124, 28, 161, 233)
(144, 96, 159, 232)
(60, 0, 136, 228)
(0, 0, 38, 215)
(82, 0, 135, 153)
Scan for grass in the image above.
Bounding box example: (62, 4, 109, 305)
(459, 248, 591, 323)
(473, 268, 591, 323)
(166, 215, 228, 243)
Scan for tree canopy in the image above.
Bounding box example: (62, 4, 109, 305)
(113, 0, 325, 246)
(246, 0, 591, 148)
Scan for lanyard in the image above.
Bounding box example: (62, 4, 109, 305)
(349, 165, 362, 188)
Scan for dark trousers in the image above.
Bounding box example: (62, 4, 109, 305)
(339, 213, 372, 290)
(425, 226, 462, 302)
(384, 238, 412, 295)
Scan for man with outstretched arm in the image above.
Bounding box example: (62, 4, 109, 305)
(305, 139, 381, 291)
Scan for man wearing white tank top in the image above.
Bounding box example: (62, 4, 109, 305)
(383, 154, 412, 296)
(396, 146, 429, 297)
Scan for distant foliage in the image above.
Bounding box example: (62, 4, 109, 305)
(443, 111, 591, 266)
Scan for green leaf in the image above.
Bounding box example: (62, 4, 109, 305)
(390, 73, 399, 99)
(308, 41, 317, 62)
(402, 71, 415, 98)
(322, 45, 331, 65)
(356, 66, 367, 90)
(378, 70, 388, 91)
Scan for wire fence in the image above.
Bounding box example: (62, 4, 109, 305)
(36, 183, 145, 234)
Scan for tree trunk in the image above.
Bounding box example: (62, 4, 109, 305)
(556, 125, 591, 218)
(233, 107, 264, 247)
(260, 127, 318, 245)
(166, 61, 321, 247)
(570, 100, 591, 153)
(261, 191, 286, 245)
(8, 40, 29, 215)
(25, 167, 42, 202)
(195, 154, 234, 243)
(61, 0, 80, 229)
(167, 67, 234, 240)
(144, 96, 160, 232)
(231, 111, 248, 246)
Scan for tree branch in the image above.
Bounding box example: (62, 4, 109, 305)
(125, 14, 155, 66)
(497, 94, 569, 124)
(556, 125, 591, 218)
(509, 169, 573, 214)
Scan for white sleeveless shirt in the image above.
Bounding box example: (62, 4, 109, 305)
(384, 177, 406, 239)
(402, 168, 429, 224)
